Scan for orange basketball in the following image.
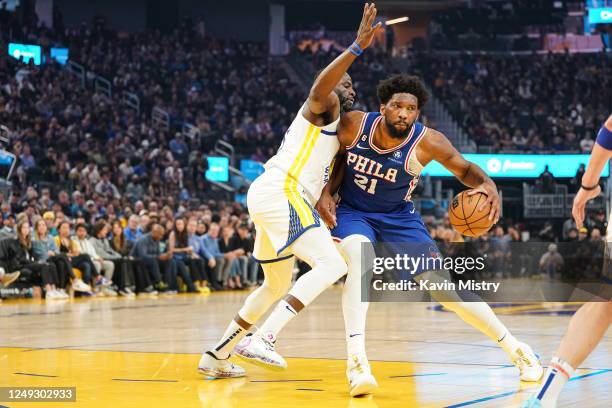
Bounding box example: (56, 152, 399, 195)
(448, 191, 494, 238)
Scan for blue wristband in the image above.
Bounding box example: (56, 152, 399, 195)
(348, 41, 363, 56)
(596, 125, 612, 150)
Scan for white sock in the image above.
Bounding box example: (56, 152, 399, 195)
(259, 299, 298, 338)
(535, 357, 575, 407)
(497, 330, 520, 356)
(341, 235, 371, 358)
(210, 319, 250, 359)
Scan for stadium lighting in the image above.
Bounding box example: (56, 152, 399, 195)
(385, 16, 409, 26)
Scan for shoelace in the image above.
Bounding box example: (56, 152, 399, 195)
(261, 336, 276, 352)
(514, 349, 533, 373)
(352, 356, 365, 375)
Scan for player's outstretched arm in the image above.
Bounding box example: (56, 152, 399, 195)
(306, 3, 381, 116)
(419, 129, 500, 223)
(316, 111, 365, 228)
(572, 114, 612, 228)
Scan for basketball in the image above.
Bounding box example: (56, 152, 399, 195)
(448, 191, 494, 237)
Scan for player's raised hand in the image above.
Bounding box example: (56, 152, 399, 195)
(315, 190, 338, 229)
(468, 184, 500, 223)
(355, 3, 383, 50)
(572, 185, 601, 228)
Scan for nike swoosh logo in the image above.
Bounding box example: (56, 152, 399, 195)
(349, 333, 363, 338)
(355, 144, 369, 150)
(286, 305, 297, 315)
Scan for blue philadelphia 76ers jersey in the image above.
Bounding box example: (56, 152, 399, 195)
(339, 112, 428, 213)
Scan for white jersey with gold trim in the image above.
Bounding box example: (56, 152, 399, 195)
(264, 103, 340, 205)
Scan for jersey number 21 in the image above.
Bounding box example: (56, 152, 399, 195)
(354, 174, 377, 194)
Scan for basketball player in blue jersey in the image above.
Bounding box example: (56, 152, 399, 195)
(237, 74, 543, 396)
(198, 3, 382, 379)
(521, 115, 612, 408)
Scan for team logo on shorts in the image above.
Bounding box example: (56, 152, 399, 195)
(393, 151, 402, 159)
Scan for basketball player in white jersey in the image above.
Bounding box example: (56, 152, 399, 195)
(522, 114, 612, 408)
(198, 3, 382, 378)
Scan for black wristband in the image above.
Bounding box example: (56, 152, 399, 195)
(581, 183, 599, 191)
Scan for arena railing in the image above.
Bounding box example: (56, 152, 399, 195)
(122, 91, 140, 116)
(152, 107, 170, 131)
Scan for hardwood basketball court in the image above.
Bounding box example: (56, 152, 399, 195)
(1, 289, 610, 407)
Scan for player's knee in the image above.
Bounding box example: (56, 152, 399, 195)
(325, 251, 348, 282)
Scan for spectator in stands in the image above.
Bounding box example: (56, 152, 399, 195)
(166, 217, 198, 293)
(90, 220, 135, 297)
(55, 221, 98, 290)
(110, 220, 154, 294)
(10, 221, 66, 299)
(74, 224, 117, 296)
(538, 221, 556, 242)
(537, 165, 555, 194)
(130, 223, 171, 292)
(490, 225, 511, 276)
(539, 244, 564, 279)
(580, 133, 595, 153)
(95, 172, 121, 199)
(32, 218, 84, 295)
(1, 213, 16, 237)
(124, 215, 142, 243)
(589, 209, 607, 233)
(42, 211, 58, 236)
(235, 222, 258, 286)
(218, 225, 245, 289)
(187, 218, 218, 291)
(564, 227, 578, 242)
(201, 222, 226, 288)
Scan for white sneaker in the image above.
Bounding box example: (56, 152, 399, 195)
(234, 332, 287, 371)
(72, 279, 92, 292)
(198, 351, 246, 378)
(103, 287, 118, 297)
(57, 289, 70, 299)
(347, 355, 378, 397)
(46, 290, 63, 300)
(511, 342, 544, 382)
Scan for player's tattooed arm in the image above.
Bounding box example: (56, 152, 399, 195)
(306, 3, 381, 118)
(316, 111, 365, 228)
(418, 129, 500, 223)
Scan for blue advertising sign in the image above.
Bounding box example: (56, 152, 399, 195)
(50, 47, 69, 65)
(240, 159, 265, 181)
(422, 154, 609, 178)
(205, 156, 229, 182)
(8, 43, 42, 65)
(588, 7, 612, 24)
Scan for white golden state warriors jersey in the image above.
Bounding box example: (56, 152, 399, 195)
(265, 103, 340, 204)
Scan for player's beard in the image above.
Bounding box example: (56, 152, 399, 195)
(340, 96, 353, 114)
(385, 116, 412, 139)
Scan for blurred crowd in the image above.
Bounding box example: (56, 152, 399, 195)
(418, 52, 611, 153)
(426, 210, 608, 280)
(0, 200, 262, 300)
(1, 8, 610, 300)
(429, 0, 566, 50)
